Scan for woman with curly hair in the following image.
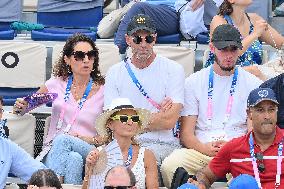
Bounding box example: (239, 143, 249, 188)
(13, 33, 104, 184)
(28, 169, 62, 189)
(205, 0, 284, 80)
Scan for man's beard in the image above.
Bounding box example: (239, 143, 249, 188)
(215, 55, 235, 72)
(133, 49, 153, 62)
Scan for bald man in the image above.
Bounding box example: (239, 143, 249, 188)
(105, 166, 137, 189)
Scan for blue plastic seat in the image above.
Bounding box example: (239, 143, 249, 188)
(31, 7, 103, 41)
(0, 87, 38, 106)
(156, 33, 182, 44)
(0, 22, 15, 40)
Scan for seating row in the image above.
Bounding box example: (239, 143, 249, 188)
(0, 41, 195, 106)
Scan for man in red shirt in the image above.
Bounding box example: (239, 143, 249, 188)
(183, 88, 283, 189)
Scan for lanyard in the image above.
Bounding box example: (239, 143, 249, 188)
(0, 119, 7, 138)
(124, 59, 161, 110)
(57, 75, 93, 133)
(249, 133, 283, 188)
(207, 66, 238, 127)
(125, 145, 133, 167)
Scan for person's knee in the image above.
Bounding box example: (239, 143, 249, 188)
(69, 152, 83, 166)
(52, 134, 70, 146)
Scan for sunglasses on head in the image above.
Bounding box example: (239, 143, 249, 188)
(104, 186, 133, 189)
(71, 50, 97, 61)
(132, 35, 155, 44)
(111, 115, 140, 123)
(255, 152, 265, 173)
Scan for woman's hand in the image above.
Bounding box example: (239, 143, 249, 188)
(86, 148, 100, 172)
(13, 98, 28, 115)
(253, 19, 268, 38)
(70, 133, 103, 146)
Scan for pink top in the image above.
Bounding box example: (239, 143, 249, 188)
(44, 77, 104, 144)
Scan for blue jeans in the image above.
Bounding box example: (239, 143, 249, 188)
(44, 134, 95, 184)
(114, 2, 179, 54)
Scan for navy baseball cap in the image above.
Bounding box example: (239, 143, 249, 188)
(177, 183, 198, 189)
(127, 14, 156, 35)
(247, 88, 279, 107)
(211, 24, 243, 50)
(229, 174, 259, 189)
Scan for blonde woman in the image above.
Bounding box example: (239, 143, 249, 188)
(83, 98, 159, 189)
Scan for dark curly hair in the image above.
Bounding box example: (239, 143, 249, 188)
(28, 169, 62, 189)
(53, 33, 104, 85)
(218, 0, 233, 16)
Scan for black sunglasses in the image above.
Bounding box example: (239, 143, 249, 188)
(111, 115, 140, 123)
(71, 50, 97, 61)
(255, 152, 265, 173)
(132, 35, 155, 44)
(104, 186, 133, 189)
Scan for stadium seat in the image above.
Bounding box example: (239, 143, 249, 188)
(156, 33, 182, 44)
(0, 87, 38, 106)
(0, 22, 15, 40)
(31, 7, 103, 41)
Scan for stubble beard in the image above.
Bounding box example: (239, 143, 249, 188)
(215, 55, 235, 72)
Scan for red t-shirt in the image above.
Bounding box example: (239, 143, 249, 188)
(209, 127, 284, 189)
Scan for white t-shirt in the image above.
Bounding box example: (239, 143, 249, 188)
(181, 66, 263, 143)
(104, 55, 185, 143)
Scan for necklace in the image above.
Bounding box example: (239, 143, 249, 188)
(72, 81, 90, 102)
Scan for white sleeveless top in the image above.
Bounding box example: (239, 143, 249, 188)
(131, 147, 146, 189)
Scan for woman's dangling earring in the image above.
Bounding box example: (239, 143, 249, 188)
(67, 65, 72, 74)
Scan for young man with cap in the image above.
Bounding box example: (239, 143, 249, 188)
(104, 13, 184, 184)
(260, 73, 284, 129)
(182, 88, 283, 189)
(0, 96, 46, 188)
(161, 24, 263, 188)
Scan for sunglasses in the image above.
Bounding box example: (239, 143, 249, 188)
(111, 115, 140, 123)
(255, 152, 265, 173)
(71, 50, 97, 61)
(104, 186, 133, 189)
(132, 35, 155, 44)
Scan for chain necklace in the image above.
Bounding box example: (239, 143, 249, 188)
(72, 81, 89, 102)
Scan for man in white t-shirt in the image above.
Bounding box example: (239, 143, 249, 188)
(160, 24, 263, 188)
(104, 14, 184, 185)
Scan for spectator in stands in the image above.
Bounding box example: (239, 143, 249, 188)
(182, 88, 282, 189)
(205, 0, 284, 80)
(37, 0, 103, 13)
(104, 14, 184, 185)
(104, 166, 137, 189)
(160, 24, 263, 188)
(114, 0, 217, 58)
(82, 98, 158, 189)
(13, 33, 105, 185)
(260, 73, 284, 129)
(28, 169, 62, 189)
(0, 96, 46, 189)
